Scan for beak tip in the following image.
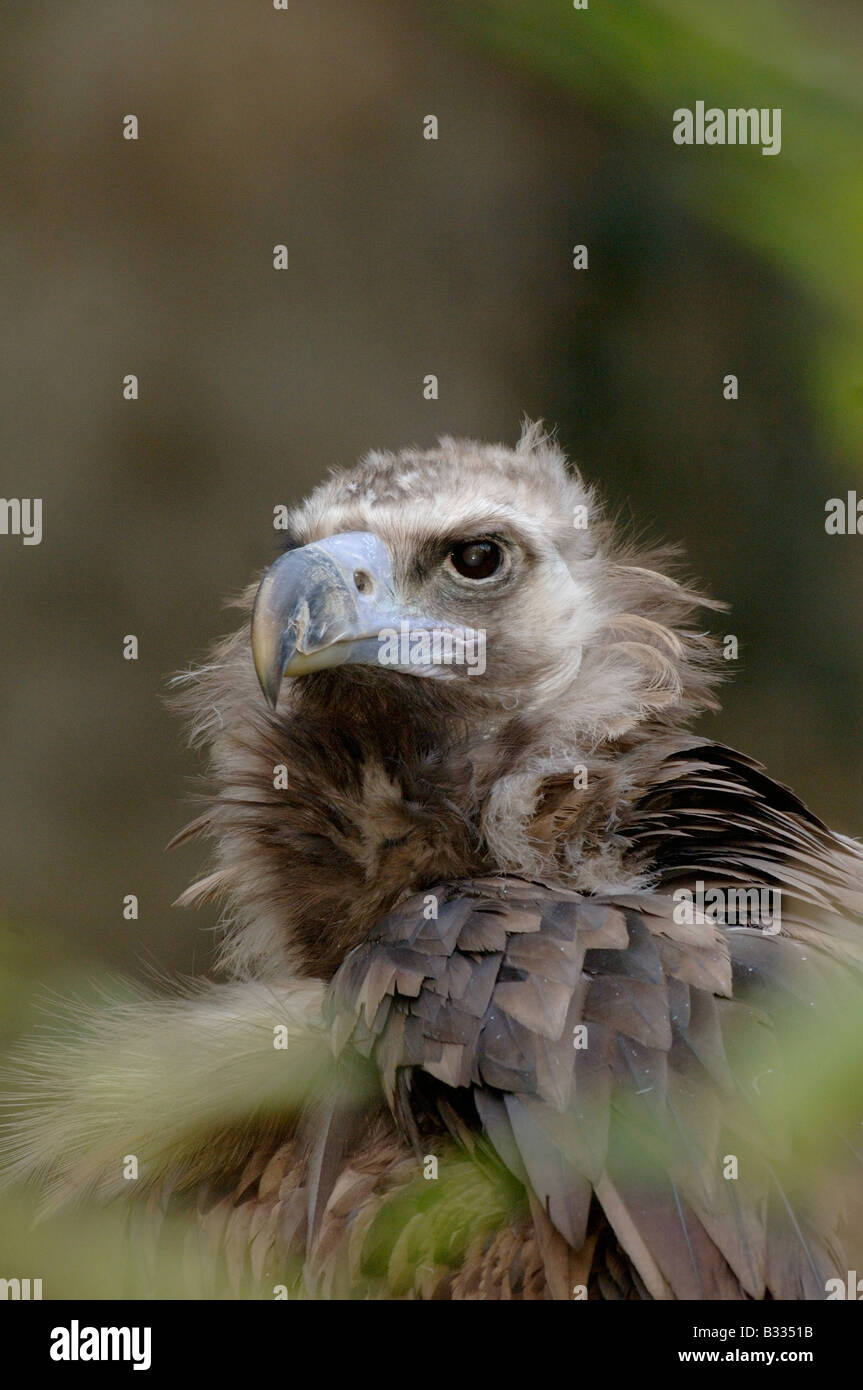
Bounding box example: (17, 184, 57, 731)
(251, 583, 287, 709)
(251, 631, 282, 710)
(252, 653, 281, 710)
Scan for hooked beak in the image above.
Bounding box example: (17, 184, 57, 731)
(250, 531, 477, 707)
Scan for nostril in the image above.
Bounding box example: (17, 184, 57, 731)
(353, 570, 373, 595)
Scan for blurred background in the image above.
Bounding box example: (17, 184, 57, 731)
(1, 0, 862, 1031)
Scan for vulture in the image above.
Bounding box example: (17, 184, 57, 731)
(4, 420, 863, 1301)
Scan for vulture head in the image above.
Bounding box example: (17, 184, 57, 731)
(249, 418, 707, 720)
(178, 422, 720, 979)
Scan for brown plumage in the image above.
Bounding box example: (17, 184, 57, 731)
(4, 421, 863, 1299)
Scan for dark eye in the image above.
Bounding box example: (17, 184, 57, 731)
(449, 539, 503, 580)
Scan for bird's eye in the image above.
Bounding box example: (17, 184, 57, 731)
(448, 539, 503, 580)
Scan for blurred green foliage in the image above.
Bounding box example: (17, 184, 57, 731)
(1, 961, 862, 1297)
(456, 0, 863, 458)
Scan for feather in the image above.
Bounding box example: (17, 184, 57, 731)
(6, 430, 863, 1301)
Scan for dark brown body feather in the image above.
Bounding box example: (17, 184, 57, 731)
(148, 742, 863, 1300)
